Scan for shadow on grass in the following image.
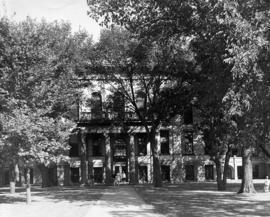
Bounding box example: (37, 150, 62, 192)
(0, 185, 106, 205)
(85, 185, 163, 217)
(135, 183, 270, 217)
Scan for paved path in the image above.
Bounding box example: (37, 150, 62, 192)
(85, 185, 166, 217)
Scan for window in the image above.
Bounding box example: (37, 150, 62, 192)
(93, 167, 103, 183)
(237, 166, 243, 179)
(227, 166, 233, 179)
(183, 130, 194, 155)
(4, 170, 9, 185)
(183, 107, 193, 124)
(92, 137, 103, 156)
(203, 130, 211, 155)
(70, 168, 80, 183)
(185, 165, 195, 181)
(138, 166, 148, 183)
(69, 133, 79, 157)
(113, 92, 125, 118)
(69, 143, 79, 157)
(136, 134, 147, 156)
(161, 165, 170, 182)
(253, 165, 259, 179)
(113, 138, 127, 161)
(160, 130, 170, 155)
(205, 165, 214, 180)
(91, 92, 102, 119)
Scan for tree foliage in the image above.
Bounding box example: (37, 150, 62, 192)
(0, 17, 93, 185)
(87, 0, 270, 192)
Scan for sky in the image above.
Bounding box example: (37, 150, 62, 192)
(1, 0, 102, 41)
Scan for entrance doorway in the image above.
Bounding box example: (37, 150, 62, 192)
(138, 165, 148, 183)
(113, 163, 127, 180)
(205, 165, 214, 180)
(185, 165, 195, 181)
(161, 165, 170, 182)
(70, 168, 80, 183)
(113, 136, 128, 182)
(93, 167, 103, 183)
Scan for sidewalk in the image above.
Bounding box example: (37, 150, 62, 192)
(85, 185, 165, 217)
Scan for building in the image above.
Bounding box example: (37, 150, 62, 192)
(1, 80, 270, 186)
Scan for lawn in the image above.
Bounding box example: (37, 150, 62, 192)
(1, 182, 270, 217)
(135, 182, 270, 217)
(0, 185, 106, 217)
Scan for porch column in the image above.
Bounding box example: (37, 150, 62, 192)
(80, 131, 87, 185)
(105, 133, 112, 185)
(234, 155, 238, 180)
(129, 134, 137, 184)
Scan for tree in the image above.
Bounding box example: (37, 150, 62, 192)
(87, 0, 270, 193)
(222, 0, 270, 193)
(0, 17, 93, 187)
(89, 27, 196, 187)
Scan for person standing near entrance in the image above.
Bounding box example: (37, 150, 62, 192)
(115, 172, 121, 186)
(122, 171, 126, 183)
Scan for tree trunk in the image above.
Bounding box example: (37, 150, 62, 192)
(9, 162, 18, 194)
(150, 132, 162, 187)
(238, 146, 256, 193)
(38, 164, 49, 188)
(221, 149, 231, 190)
(26, 168, 31, 204)
(215, 158, 225, 191)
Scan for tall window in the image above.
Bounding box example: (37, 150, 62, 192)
(205, 165, 214, 180)
(185, 165, 195, 181)
(253, 165, 259, 179)
(69, 134, 79, 157)
(161, 165, 170, 182)
(138, 165, 148, 183)
(160, 130, 170, 155)
(183, 130, 194, 155)
(92, 137, 103, 156)
(113, 138, 127, 161)
(237, 166, 243, 179)
(136, 134, 147, 156)
(183, 107, 193, 124)
(113, 92, 125, 118)
(203, 130, 211, 155)
(91, 92, 102, 119)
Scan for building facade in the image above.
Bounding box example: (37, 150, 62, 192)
(1, 82, 270, 186)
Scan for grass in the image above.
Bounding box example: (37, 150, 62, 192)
(0, 185, 106, 217)
(135, 182, 270, 217)
(1, 182, 270, 217)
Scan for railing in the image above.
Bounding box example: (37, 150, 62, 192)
(79, 111, 138, 122)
